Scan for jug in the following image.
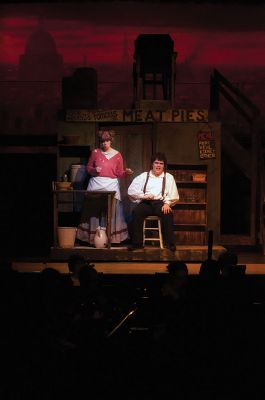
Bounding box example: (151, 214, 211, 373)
(94, 226, 108, 248)
(70, 164, 87, 189)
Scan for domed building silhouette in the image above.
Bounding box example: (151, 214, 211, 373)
(19, 19, 63, 81)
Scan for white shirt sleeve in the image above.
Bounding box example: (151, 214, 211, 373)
(164, 173, 179, 206)
(127, 172, 147, 203)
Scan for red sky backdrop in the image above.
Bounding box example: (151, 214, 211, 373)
(1, 2, 265, 68)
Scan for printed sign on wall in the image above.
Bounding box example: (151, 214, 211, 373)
(66, 109, 208, 123)
(198, 126, 216, 159)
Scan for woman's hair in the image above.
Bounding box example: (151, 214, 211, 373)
(151, 152, 167, 170)
(98, 129, 115, 143)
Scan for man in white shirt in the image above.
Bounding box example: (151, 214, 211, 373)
(127, 152, 179, 252)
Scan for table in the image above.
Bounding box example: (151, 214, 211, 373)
(52, 183, 116, 248)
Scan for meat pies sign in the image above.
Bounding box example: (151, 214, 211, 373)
(66, 109, 208, 123)
(198, 126, 216, 159)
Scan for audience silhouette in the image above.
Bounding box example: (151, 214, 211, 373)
(1, 251, 265, 398)
(67, 252, 91, 286)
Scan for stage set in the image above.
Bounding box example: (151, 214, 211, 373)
(47, 35, 222, 272)
(2, 32, 264, 276)
(47, 35, 263, 275)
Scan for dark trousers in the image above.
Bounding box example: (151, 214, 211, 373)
(131, 200, 175, 246)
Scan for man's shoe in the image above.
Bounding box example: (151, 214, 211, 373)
(165, 244, 176, 252)
(127, 244, 144, 251)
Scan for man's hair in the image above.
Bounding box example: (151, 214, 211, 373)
(151, 152, 167, 170)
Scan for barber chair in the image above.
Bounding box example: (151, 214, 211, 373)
(133, 34, 177, 107)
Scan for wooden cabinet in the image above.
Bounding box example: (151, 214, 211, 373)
(168, 164, 207, 245)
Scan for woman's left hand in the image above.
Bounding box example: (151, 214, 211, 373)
(125, 168, 134, 175)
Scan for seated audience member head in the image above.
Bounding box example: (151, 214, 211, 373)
(167, 261, 188, 284)
(150, 152, 167, 175)
(199, 259, 221, 280)
(78, 264, 98, 290)
(41, 267, 61, 279)
(40, 267, 63, 290)
(218, 251, 238, 277)
(68, 253, 88, 277)
(162, 261, 189, 300)
(167, 260, 188, 274)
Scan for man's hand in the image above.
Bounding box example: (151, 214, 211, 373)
(143, 194, 155, 200)
(96, 166, 102, 173)
(162, 203, 172, 214)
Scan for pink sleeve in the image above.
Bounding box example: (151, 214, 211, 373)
(87, 150, 98, 176)
(115, 152, 126, 178)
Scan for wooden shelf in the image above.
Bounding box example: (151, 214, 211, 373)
(58, 144, 90, 148)
(57, 144, 90, 159)
(175, 181, 207, 185)
(174, 202, 207, 206)
(174, 224, 207, 227)
(168, 164, 208, 245)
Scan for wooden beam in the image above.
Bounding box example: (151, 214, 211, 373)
(213, 69, 260, 116)
(218, 85, 253, 123)
(0, 146, 57, 154)
(222, 129, 251, 179)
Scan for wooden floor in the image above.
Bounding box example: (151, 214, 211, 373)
(12, 245, 265, 275)
(50, 244, 226, 262)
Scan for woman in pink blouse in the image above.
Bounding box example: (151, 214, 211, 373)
(76, 129, 133, 246)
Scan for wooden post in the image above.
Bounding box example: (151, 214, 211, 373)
(52, 182, 58, 247)
(250, 124, 258, 245)
(207, 230, 213, 260)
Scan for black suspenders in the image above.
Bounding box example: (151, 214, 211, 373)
(143, 172, 166, 197)
(143, 172, 150, 194)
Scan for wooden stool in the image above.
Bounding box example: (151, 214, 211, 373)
(143, 216, 164, 249)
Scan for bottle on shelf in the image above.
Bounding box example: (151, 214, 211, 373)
(62, 173, 68, 182)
